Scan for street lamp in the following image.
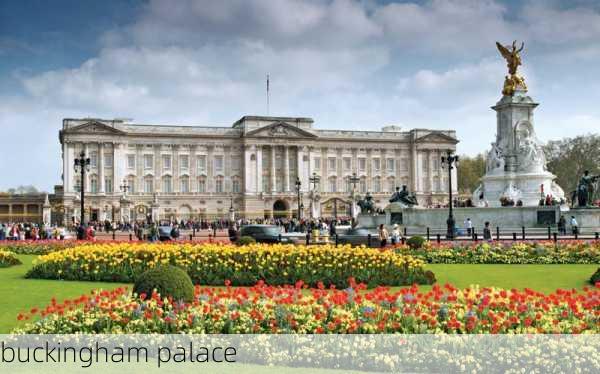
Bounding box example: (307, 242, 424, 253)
(295, 177, 303, 220)
(441, 151, 459, 239)
(229, 194, 235, 222)
(73, 151, 91, 225)
(349, 172, 360, 218)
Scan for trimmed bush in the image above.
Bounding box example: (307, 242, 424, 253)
(236, 236, 256, 246)
(0, 250, 21, 268)
(406, 236, 426, 250)
(133, 265, 194, 302)
(590, 268, 600, 285)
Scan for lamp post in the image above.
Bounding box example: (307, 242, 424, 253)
(73, 151, 91, 225)
(295, 177, 303, 220)
(309, 172, 321, 219)
(441, 151, 459, 239)
(229, 194, 235, 221)
(349, 172, 360, 218)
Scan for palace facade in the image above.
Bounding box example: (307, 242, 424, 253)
(58, 116, 457, 223)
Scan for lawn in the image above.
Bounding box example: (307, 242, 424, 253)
(0, 254, 596, 333)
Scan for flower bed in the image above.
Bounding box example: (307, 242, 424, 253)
(0, 240, 78, 255)
(0, 250, 21, 268)
(14, 281, 600, 334)
(25, 243, 434, 288)
(396, 240, 600, 264)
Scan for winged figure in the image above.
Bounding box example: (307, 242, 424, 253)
(496, 40, 524, 75)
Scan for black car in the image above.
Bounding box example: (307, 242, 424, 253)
(158, 226, 173, 241)
(336, 227, 381, 247)
(238, 225, 291, 243)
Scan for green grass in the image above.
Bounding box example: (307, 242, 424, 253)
(0, 255, 596, 333)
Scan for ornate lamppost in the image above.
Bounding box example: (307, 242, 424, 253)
(309, 172, 321, 219)
(441, 151, 459, 239)
(119, 180, 131, 224)
(73, 151, 91, 225)
(348, 172, 361, 218)
(295, 177, 303, 220)
(229, 194, 235, 221)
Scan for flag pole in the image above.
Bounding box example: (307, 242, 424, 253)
(266, 74, 270, 116)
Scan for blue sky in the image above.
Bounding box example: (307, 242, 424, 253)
(2, 0, 600, 191)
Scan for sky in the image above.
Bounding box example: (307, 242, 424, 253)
(1, 0, 600, 192)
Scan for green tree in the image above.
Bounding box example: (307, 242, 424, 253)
(544, 134, 600, 196)
(457, 153, 486, 194)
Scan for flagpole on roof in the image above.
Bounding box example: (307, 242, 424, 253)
(266, 74, 270, 116)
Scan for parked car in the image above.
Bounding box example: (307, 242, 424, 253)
(336, 227, 381, 247)
(238, 225, 292, 243)
(158, 226, 173, 241)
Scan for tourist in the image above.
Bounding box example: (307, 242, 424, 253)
(0, 224, 5, 241)
(170, 224, 180, 240)
(378, 224, 388, 248)
(390, 224, 401, 245)
(558, 215, 566, 235)
(570, 216, 579, 235)
(483, 221, 492, 241)
(464, 218, 473, 237)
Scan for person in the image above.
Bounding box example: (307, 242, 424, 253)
(170, 224, 180, 241)
(391, 224, 401, 245)
(228, 224, 238, 243)
(483, 221, 492, 241)
(378, 224, 389, 248)
(148, 223, 158, 242)
(570, 216, 579, 235)
(558, 215, 566, 235)
(464, 218, 473, 237)
(0, 224, 5, 241)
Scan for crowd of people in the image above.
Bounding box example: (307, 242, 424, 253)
(0, 222, 67, 240)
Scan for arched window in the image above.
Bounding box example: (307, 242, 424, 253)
(144, 177, 153, 193)
(162, 176, 172, 193)
(198, 177, 206, 193)
(232, 178, 241, 193)
(215, 176, 224, 193)
(180, 176, 189, 193)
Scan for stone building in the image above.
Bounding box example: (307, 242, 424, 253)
(58, 116, 457, 223)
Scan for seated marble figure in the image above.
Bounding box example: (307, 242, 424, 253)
(389, 185, 418, 207)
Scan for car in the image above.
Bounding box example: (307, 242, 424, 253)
(336, 227, 381, 247)
(238, 225, 292, 243)
(158, 226, 173, 241)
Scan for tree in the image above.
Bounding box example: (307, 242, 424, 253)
(457, 153, 486, 194)
(3, 185, 40, 195)
(544, 134, 600, 195)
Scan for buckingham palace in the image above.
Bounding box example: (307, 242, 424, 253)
(57, 115, 457, 223)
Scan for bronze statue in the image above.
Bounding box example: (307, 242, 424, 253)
(389, 185, 418, 207)
(496, 40, 527, 96)
(573, 170, 600, 207)
(357, 192, 376, 214)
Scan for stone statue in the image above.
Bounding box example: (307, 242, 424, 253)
(573, 170, 600, 207)
(389, 185, 418, 207)
(516, 126, 545, 173)
(357, 192, 376, 214)
(496, 40, 527, 96)
(486, 142, 504, 173)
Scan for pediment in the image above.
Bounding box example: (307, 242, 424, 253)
(245, 122, 317, 138)
(66, 120, 126, 135)
(415, 132, 458, 144)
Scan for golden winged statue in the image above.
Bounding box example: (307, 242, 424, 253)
(496, 40, 527, 96)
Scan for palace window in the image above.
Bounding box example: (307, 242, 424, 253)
(372, 158, 381, 172)
(359, 178, 367, 193)
(314, 157, 321, 170)
(180, 176, 189, 193)
(127, 177, 135, 193)
(90, 152, 98, 168)
(144, 177, 153, 193)
(215, 177, 224, 193)
(232, 178, 241, 193)
(422, 157, 428, 172)
(74, 177, 81, 192)
(373, 177, 381, 193)
(197, 177, 206, 193)
(433, 158, 439, 171)
(386, 158, 395, 172)
(433, 176, 440, 192)
(343, 157, 351, 171)
(127, 155, 135, 169)
(162, 176, 172, 193)
(104, 154, 113, 168)
(90, 176, 98, 193)
(144, 155, 153, 169)
(105, 177, 113, 193)
(197, 155, 206, 173)
(400, 158, 409, 172)
(387, 178, 395, 192)
(179, 155, 189, 170)
(358, 158, 366, 172)
(328, 177, 337, 193)
(328, 157, 336, 171)
(214, 155, 224, 172)
(162, 155, 172, 170)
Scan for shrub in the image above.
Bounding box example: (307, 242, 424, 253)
(133, 265, 194, 303)
(236, 236, 256, 246)
(590, 268, 600, 285)
(0, 250, 21, 268)
(406, 236, 426, 250)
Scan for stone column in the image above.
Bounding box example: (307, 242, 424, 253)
(284, 146, 290, 192)
(63, 142, 72, 194)
(428, 151, 434, 194)
(207, 145, 214, 192)
(244, 145, 256, 193)
(296, 146, 306, 192)
(113, 143, 123, 195)
(173, 145, 179, 193)
(256, 146, 263, 193)
(98, 142, 105, 194)
(411, 141, 419, 193)
(270, 145, 276, 193)
(84, 143, 90, 193)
